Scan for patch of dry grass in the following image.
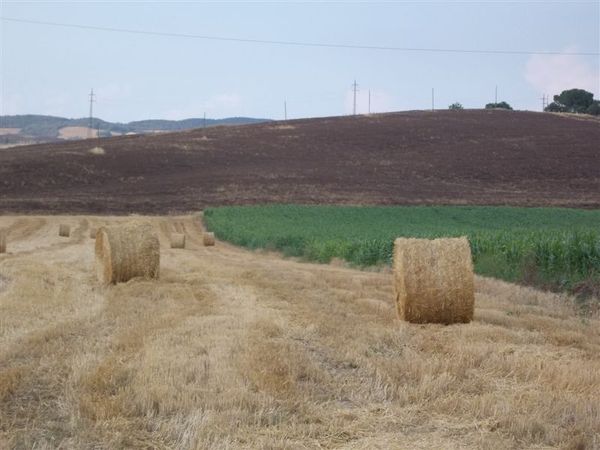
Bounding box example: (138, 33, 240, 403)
(89, 146, 106, 156)
(0, 215, 598, 449)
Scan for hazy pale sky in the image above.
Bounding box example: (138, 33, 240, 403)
(1, 1, 599, 122)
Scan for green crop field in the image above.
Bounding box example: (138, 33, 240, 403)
(204, 205, 600, 301)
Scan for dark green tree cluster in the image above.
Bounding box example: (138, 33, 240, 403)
(448, 102, 464, 110)
(485, 101, 513, 110)
(545, 88, 599, 115)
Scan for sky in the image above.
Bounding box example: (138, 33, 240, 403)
(1, 1, 599, 122)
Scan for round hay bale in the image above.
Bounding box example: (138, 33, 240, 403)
(95, 222, 160, 285)
(59, 224, 70, 237)
(89, 228, 98, 239)
(170, 233, 186, 249)
(0, 231, 6, 254)
(393, 237, 474, 324)
(203, 232, 215, 246)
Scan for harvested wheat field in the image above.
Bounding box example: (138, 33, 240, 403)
(0, 215, 599, 449)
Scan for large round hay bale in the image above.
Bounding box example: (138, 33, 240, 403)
(0, 231, 6, 254)
(95, 222, 160, 285)
(203, 232, 215, 246)
(393, 237, 474, 324)
(59, 224, 70, 237)
(170, 233, 186, 249)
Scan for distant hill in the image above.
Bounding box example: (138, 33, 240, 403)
(1, 109, 599, 213)
(0, 114, 271, 146)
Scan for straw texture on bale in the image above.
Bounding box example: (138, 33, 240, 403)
(95, 222, 160, 285)
(0, 231, 6, 254)
(393, 237, 474, 324)
(89, 228, 98, 239)
(170, 233, 186, 249)
(59, 224, 70, 237)
(203, 232, 215, 246)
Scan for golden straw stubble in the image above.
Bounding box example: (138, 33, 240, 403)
(59, 224, 71, 237)
(170, 233, 186, 249)
(95, 222, 160, 285)
(393, 236, 474, 324)
(203, 232, 215, 246)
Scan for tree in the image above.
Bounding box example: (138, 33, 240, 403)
(586, 100, 600, 116)
(545, 102, 567, 113)
(552, 89, 594, 113)
(448, 102, 464, 110)
(485, 101, 513, 110)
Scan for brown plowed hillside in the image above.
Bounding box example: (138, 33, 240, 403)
(1, 110, 599, 213)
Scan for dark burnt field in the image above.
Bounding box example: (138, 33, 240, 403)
(0, 110, 599, 213)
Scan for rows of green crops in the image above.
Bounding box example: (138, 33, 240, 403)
(203, 205, 600, 295)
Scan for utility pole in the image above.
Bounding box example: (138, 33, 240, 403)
(203, 112, 206, 129)
(368, 90, 371, 114)
(431, 88, 435, 111)
(88, 88, 95, 138)
(284, 100, 287, 120)
(540, 94, 547, 111)
(352, 80, 358, 115)
(495, 85, 498, 104)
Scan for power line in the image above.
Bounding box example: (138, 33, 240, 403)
(541, 94, 549, 111)
(88, 88, 95, 139)
(352, 80, 358, 115)
(2, 16, 598, 57)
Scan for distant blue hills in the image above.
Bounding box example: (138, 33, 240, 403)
(0, 114, 272, 144)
